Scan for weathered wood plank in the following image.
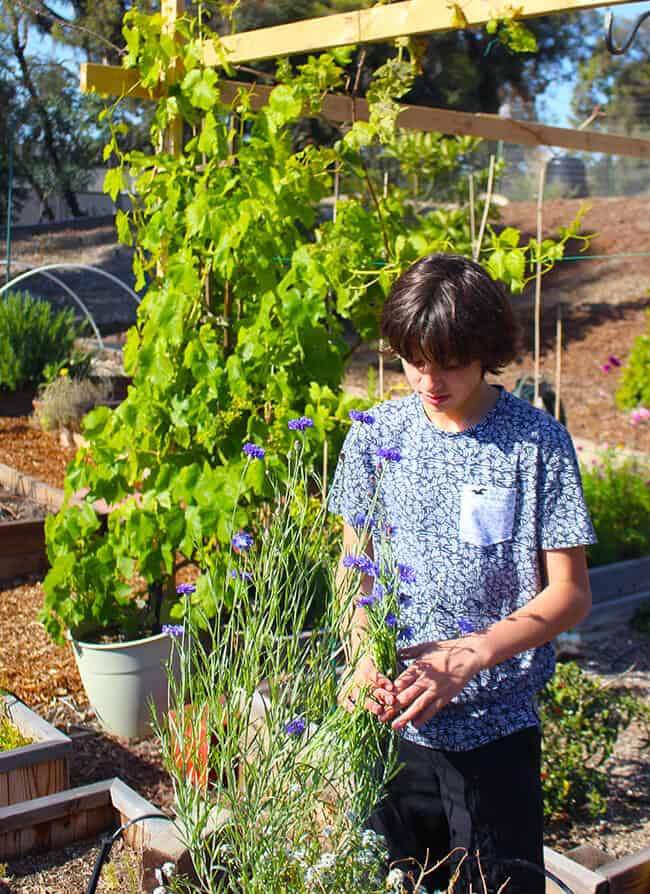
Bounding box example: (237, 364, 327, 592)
(0, 463, 66, 511)
(0, 699, 71, 807)
(205, 0, 637, 65)
(80, 67, 650, 160)
(0, 779, 114, 836)
(544, 846, 609, 894)
(599, 846, 650, 894)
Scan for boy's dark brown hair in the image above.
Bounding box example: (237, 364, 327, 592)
(381, 253, 520, 375)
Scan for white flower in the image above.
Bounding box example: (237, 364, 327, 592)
(161, 862, 176, 879)
(386, 867, 405, 891)
(315, 852, 336, 870)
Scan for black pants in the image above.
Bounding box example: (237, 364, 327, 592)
(369, 726, 545, 894)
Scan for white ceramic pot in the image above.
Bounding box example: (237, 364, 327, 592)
(69, 630, 179, 739)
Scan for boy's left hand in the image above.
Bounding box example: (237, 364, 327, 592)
(378, 637, 485, 730)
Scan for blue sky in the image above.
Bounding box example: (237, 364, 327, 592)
(33, 1, 650, 128)
(538, 1, 650, 125)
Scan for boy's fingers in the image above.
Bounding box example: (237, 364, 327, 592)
(398, 644, 429, 659)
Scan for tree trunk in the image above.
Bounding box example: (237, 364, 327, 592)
(10, 17, 84, 218)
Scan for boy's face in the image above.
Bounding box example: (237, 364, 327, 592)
(400, 356, 488, 429)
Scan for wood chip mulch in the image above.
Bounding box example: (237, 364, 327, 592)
(0, 417, 76, 490)
(0, 579, 175, 816)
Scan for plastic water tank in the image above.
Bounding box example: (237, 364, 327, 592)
(546, 155, 589, 198)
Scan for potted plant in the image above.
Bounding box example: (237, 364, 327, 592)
(41, 506, 187, 739)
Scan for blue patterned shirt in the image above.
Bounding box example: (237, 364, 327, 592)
(329, 387, 596, 751)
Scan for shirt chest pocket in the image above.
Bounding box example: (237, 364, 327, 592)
(459, 484, 516, 547)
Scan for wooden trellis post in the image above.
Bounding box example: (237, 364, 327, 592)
(161, 0, 185, 158)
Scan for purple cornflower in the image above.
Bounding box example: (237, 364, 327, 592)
(400, 625, 414, 640)
(371, 582, 384, 600)
(357, 592, 379, 608)
(349, 409, 376, 425)
(176, 583, 196, 595)
(162, 624, 184, 637)
(284, 717, 306, 736)
(342, 554, 379, 576)
(600, 363, 611, 373)
(229, 569, 252, 581)
(287, 416, 314, 432)
(375, 447, 402, 462)
(243, 442, 265, 460)
(352, 511, 371, 530)
(397, 563, 416, 584)
(383, 522, 398, 538)
(608, 355, 621, 367)
(231, 531, 253, 551)
(399, 592, 412, 607)
(385, 612, 398, 628)
(458, 617, 476, 635)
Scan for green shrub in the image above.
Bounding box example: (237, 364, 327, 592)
(540, 661, 649, 821)
(616, 309, 650, 410)
(0, 291, 83, 391)
(581, 455, 650, 566)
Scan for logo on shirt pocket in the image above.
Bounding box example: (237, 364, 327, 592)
(459, 484, 516, 547)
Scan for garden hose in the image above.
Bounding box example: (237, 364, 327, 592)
(503, 857, 575, 894)
(84, 812, 174, 894)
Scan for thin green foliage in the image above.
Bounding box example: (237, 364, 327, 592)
(0, 291, 83, 392)
(581, 453, 650, 566)
(157, 440, 404, 893)
(616, 308, 650, 411)
(540, 661, 649, 821)
(0, 715, 33, 751)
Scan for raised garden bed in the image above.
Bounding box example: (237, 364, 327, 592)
(545, 842, 650, 894)
(0, 466, 65, 583)
(0, 777, 188, 891)
(1, 695, 71, 807)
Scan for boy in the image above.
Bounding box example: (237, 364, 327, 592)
(329, 253, 595, 893)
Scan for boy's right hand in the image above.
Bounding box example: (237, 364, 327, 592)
(339, 654, 395, 717)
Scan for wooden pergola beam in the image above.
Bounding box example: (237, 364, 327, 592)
(81, 63, 650, 160)
(208, 0, 635, 65)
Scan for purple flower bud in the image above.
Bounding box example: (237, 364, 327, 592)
(352, 511, 370, 530)
(229, 569, 252, 580)
(458, 617, 475, 635)
(176, 583, 196, 595)
(287, 417, 314, 432)
(284, 717, 306, 736)
(399, 592, 411, 607)
(349, 409, 376, 424)
(385, 612, 398, 627)
(162, 624, 184, 637)
(399, 625, 414, 640)
(600, 363, 611, 373)
(231, 531, 253, 551)
(243, 442, 265, 459)
(357, 593, 379, 608)
(375, 447, 402, 462)
(397, 563, 416, 584)
(608, 355, 621, 367)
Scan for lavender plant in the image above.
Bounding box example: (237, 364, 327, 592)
(154, 423, 441, 894)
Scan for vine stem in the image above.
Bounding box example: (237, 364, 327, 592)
(472, 154, 495, 262)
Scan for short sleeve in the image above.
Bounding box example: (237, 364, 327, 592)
(537, 428, 597, 550)
(328, 422, 377, 527)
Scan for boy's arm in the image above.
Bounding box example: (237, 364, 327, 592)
(337, 522, 394, 715)
(380, 545, 592, 730)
